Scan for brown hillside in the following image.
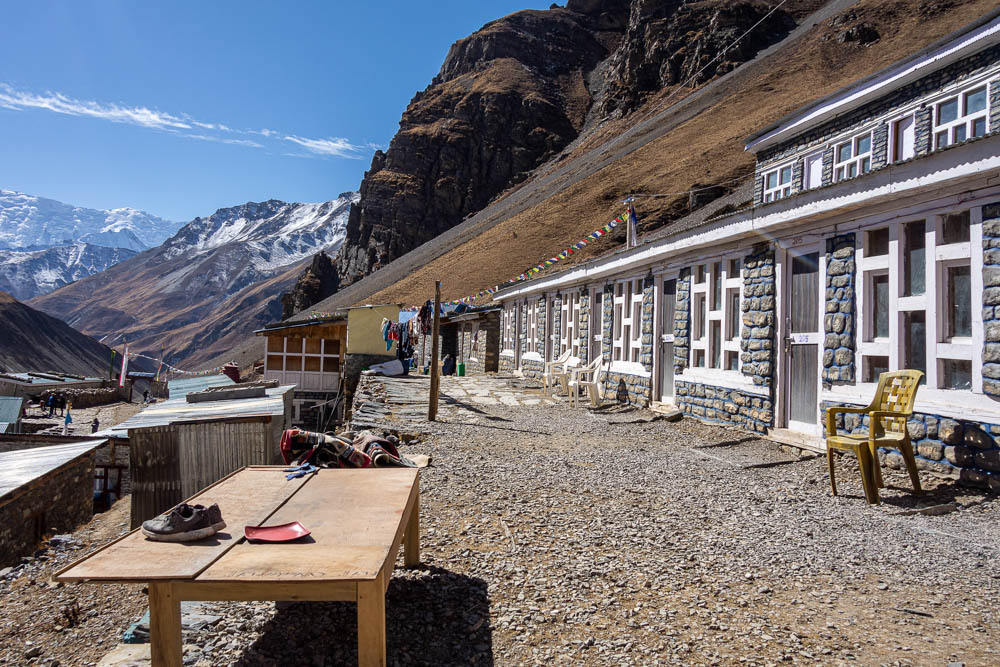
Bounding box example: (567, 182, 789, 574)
(358, 0, 998, 307)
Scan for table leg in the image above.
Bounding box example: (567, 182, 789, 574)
(149, 582, 182, 667)
(404, 481, 420, 567)
(357, 571, 386, 667)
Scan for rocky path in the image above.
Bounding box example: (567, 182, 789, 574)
(3, 382, 999, 666)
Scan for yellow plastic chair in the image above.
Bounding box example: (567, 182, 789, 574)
(825, 369, 924, 505)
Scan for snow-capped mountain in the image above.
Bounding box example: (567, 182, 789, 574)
(0, 189, 180, 251)
(0, 243, 138, 300)
(31, 192, 359, 368)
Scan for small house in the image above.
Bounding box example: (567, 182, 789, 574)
(415, 306, 502, 374)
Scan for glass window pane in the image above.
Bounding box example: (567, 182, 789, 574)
(867, 228, 889, 256)
(936, 130, 948, 149)
(697, 265, 706, 283)
(712, 262, 722, 309)
(727, 290, 740, 339)
(903, 311, 926, 376)
(954, 124, 966, 143)
(726, 351, 739, 371)
(865, 356, 889, 383)
(710, 322, 721, 368)
(694, 349, 705, 368)
(695, 296, 705, 339)
(903, 221, 925, 296)
(942, 359, 972, 390)
(837, 143, 852, 163)
(965, 87, 987, 115)
(938, 98, 958, 124)
(948, 265, 971, 338)
(729, 258, 741, 277)
(766, 172, 777, 189)
(856, 134, 871, 154)
(861, 157, 870, 173)
(848, 163, 857, 178)
(973, 117, 987, 138)
(873, 274, 889, 339)
(779, 166, 792, 184)
(942, 210, 970, 244)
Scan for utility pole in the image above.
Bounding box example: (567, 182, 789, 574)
(428, 281, 442, 421)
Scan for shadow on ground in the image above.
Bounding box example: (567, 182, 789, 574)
(235, 566, 493, 667)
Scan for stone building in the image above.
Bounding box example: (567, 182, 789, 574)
(0, 439, 105, 566)
(415, 306, 502, 375)
(493, 12, 1000, 491)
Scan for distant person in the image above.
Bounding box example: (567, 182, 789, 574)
(91, 417, 100, 434)
(58, 394, 65, 417)
(47, 394, 55, 417)
(62, 402, 73, 435)
(143, 389, 150, 404)
(442, 354, 456, 376)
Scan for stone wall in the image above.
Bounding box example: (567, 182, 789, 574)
(824, 402, 1000, 492)
(676, 382, 772, 434)
(640, 277, 655, 374)
(673, 268, 691, 374)
(823, 233, 857, 384)
(991, 79, 1000, 134)
(601, 286, 613, 363)
(577, 290, 590, 365)
(0, 450, 95, 567)
(602, 371, 651, 406)
(914, 107, 932, 157)
(39, 386, 119, 410)
(499, 352, 516, 373)
(740, 246, 776, 391)
(871, 123, 889, 170)
(982, 203, 1000, 397)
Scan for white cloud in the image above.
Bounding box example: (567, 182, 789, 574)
(0, 83, 192, 130)
(283, 135, 365, 158)
(0, 83, 374, 160)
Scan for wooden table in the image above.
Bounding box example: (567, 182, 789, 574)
(56, 466, 420, 667)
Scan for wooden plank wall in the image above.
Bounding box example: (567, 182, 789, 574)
(178, 421, 271, 499)
(129, 426, 180, 529)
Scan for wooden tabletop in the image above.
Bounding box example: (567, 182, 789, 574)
(56, 466, 419, 585)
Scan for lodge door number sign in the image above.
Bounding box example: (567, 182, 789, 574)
(788, 332, 820, 344)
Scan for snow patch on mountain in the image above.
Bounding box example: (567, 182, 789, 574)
(0, 189, 180, 251)
(0, 243, 138, 300)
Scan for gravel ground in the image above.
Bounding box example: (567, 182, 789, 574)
(3, 388, 999, 666)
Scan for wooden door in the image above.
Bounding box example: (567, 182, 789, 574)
(659, 279, 676, 401)
(784, 251, 821, 431)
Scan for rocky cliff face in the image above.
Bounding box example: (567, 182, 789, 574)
(280, 251, 340, 319)
(334, 0, 800, 288)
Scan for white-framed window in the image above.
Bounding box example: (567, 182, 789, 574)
(559, 292, 581, 358)
(690, 258, 742, 371)
(802, 151, 824, 190)
(891, 113, 916, 162)
(762, 163, 793, 202)
(525, 300, 539, 355)
(833, 130, 872, 182)
(612, 278, 644, 363)
(934, 84, 988, 150)
(857, 208, 977, 391)
(502, 305, 518, 352)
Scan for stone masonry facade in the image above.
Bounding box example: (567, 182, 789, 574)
(673, 268, 691, 374)
(676, 382, 772, 433)
(983, 203, 1000, 397)
(0, 450, 95, 567)
(577, 290, 590, 365)
(740, 246, 776, 391)
(823, 233, 857, 385)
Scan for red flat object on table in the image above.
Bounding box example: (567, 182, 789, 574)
(244, 521, 311, 542)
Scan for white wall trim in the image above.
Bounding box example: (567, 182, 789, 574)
(676, 368, 770, 397)
(608, 360, 650, 378)
(521, 351, 543, 363)
(824, 385, 1000, 423)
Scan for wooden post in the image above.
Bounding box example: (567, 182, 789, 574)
(428, 281, 441, 421)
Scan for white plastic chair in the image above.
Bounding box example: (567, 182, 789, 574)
(542, 350, 572, 395)
(555, 356, 581, 396)
(568, 357, 605, 408)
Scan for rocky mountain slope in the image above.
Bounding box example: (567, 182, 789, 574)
(0, 243, 137, 300)
(0, 190, 180, 298)
(284, 0, 994, 317)
(0, 291, 116, 376)
(333, 0, 808, 289)
(30, 193, 357, 368)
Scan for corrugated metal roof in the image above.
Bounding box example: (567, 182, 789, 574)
(167, 374, 235, 399)
(96, 384, 295, 440)
(0, 397, 24, 423)
(0, 373, 103, 386)
(0, 439, 106, 501)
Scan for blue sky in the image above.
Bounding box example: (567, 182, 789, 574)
(0, 1, 549, 221)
